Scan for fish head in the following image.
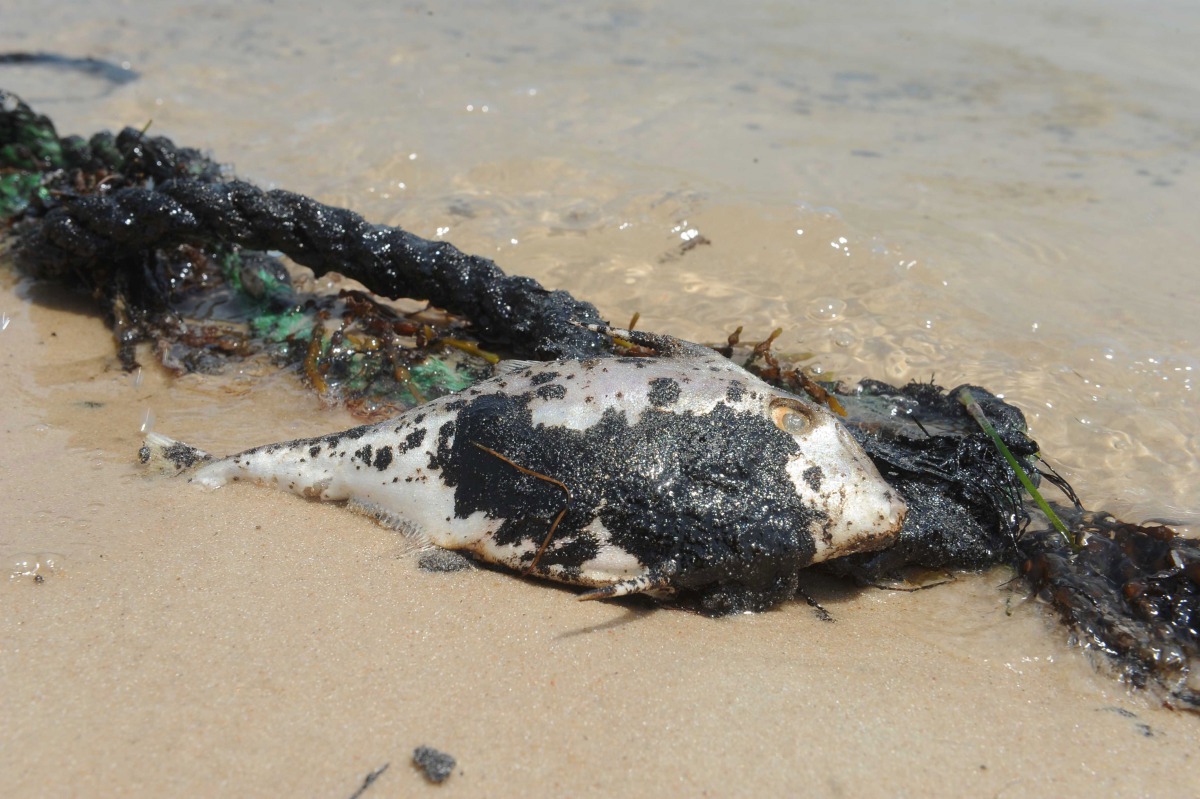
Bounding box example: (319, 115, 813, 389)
(767, 394, 907, 563)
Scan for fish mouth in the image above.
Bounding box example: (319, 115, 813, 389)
(858, 492, 908, 553)
(845, 501, 907, 557)
(812, 491, 908, 562)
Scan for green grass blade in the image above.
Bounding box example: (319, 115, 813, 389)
(958, 389, 1076, 549)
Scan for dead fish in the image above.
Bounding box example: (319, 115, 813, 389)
(140, 325, 906, 613)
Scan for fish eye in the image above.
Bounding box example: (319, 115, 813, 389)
(771, 404, 811, 436)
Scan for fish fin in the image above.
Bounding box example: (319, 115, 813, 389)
(577, 571, 674, 601)
(347, 498, 432, 549)
(138, 432, 215, 475)
(493, 359, 543, 376)
(575, 322, 715, 359)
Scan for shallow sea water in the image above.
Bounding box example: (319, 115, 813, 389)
(2, 2, 1198, 796)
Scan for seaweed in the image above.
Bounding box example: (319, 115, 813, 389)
(1023, 511, 1200, 709)
(0, 88, 563, 410)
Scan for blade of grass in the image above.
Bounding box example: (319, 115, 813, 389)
(958, 389, 1077, 549)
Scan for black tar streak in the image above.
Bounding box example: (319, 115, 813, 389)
(428, 390, 824, 613)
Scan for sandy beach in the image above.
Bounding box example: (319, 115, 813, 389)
(3, 2, 1198, 796)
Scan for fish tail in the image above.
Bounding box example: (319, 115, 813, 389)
(174, 434, 356, 497)
(138, 432, 215, 475)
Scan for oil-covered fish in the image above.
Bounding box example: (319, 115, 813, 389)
(141, 326, 906, 613)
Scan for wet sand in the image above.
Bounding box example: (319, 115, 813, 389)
(3, 2, 1199, 796)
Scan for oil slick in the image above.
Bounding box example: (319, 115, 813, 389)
(141, 326, 906, 614)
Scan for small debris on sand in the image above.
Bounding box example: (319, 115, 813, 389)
(412, 746, 456, 784)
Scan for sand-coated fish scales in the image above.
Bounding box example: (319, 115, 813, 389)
(141, 325, 906, 613)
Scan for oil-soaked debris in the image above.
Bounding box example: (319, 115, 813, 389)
(1023, 511, 1200, 710)
(412, 746, 456, 784)
(0, 89, 539, 411)
(836, 380, 1036, 575)
(4, 91, 1199, 711)
(0, 89, 606, 365)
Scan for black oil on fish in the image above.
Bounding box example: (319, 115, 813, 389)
(142, 327, 906, 613)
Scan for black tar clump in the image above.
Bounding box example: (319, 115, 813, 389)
(412, 746, 456, 784)
(1022, 513, 1200, 709)
(829, 380, 1038, 577)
